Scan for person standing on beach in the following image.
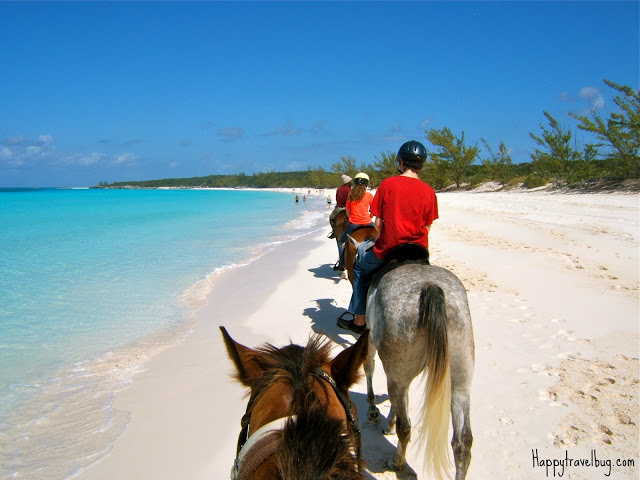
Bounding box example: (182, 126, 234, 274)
(334, 172, 375, 271)
(328, 174, 352, 238)
(337, 140, 438, 334)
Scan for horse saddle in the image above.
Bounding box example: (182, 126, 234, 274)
(370, 243, 430, 288)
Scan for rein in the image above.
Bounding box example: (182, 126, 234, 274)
(231, 368, 361, 480)
(310, 368, 362, 460)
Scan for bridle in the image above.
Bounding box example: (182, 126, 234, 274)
(231, 367, 362, 480)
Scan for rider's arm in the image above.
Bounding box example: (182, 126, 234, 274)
(374, 217, 383, 239)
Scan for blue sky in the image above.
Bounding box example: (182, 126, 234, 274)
(1, 1, 638, 187)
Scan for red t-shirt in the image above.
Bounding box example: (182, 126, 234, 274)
(346, 191, 374, 225)
(370, 175, 438, 259)
(336, 184, 351, 207)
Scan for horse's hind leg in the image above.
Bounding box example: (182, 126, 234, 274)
(451, 387, 473, 480)
(386, 380, 411, 471)
(364, 340, 381, 423)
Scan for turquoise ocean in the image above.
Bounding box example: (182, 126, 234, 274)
(0, 188, 326, 479)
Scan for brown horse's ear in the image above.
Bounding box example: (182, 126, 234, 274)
(219, 326, 266, 387)
(330, 329, 369, 391)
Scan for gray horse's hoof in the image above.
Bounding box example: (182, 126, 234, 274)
(367, 408, 381, 424)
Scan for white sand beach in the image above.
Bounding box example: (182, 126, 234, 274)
(75, 188, 639, 480)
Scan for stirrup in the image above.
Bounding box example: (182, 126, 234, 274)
(337, 311, 355, 322)
(327, 230, 335, 239)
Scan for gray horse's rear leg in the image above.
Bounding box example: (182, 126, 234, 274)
(364, 339, 381, 423)
(451, 388, 473, 480)
(386, 380, 411, 470)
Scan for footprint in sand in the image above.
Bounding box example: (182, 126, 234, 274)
(556, 352, 576, 360)
(531, 363, 548, 373)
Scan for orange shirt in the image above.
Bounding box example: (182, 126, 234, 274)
(346, 191, 374, 225)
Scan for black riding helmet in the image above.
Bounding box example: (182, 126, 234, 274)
(397, 140, 427, 169)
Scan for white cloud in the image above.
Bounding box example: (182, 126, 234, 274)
(579, 86, 605, 111)
(0, 134, 56, 167)
(26, 145, 43, 156)
(0, 134, 142, 171)
(420, 118, 431, 129)
(113, 153, 139, 166)
(169, 161, 181, 168)
(39, 135, 54, 145)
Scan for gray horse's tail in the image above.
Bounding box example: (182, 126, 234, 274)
(417, 284, 452, 480)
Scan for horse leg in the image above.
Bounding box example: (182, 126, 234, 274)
(364, 340, 381, 424)
(451, 387, 473, 480)
(386, 380, 411, 470)
(384, 405, 396, 434)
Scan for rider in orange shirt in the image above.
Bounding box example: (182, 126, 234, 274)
(334, 172, 374, 271)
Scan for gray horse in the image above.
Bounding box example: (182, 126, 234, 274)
(362, 262, 475, 480)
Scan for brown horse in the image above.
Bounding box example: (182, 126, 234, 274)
(343, 226, 378, 285)
(331, 210, 348, 249)
(220, 327, 369, 480)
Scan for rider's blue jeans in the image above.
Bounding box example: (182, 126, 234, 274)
(347, 248, 384, 316)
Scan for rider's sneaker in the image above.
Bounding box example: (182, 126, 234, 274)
(327, 230, 335, 239)
(337, 317, 365, 335)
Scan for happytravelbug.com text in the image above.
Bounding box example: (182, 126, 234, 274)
(532, 449, 635, 477)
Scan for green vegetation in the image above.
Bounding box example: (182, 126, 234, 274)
(425, 127, 480, 189)
(570, 80, 640, 180)
(99, 80, 638, 191)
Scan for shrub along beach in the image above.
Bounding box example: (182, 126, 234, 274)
(98, 79, 639, 194)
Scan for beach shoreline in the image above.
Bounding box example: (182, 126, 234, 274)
(0, 188, 328, 480)
(72, 188, 639, 480)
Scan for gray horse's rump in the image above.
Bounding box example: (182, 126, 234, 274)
(365, 263, 474, 479)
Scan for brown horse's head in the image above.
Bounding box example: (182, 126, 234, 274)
(220, 327, 369, 480)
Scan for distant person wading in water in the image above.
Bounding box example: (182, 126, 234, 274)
(337, 140, 438, 334)
(334, 172, 374, 271)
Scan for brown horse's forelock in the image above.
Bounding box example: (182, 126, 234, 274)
(248, 335, 363, 479)
(277, 402, 364, 480)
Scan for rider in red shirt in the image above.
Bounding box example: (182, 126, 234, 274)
(338, 140, 438, 334)
(328, 174, 352, 238)
(370, 175, 438, 259)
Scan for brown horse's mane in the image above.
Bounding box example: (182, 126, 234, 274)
(248, 335, 364, 480)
